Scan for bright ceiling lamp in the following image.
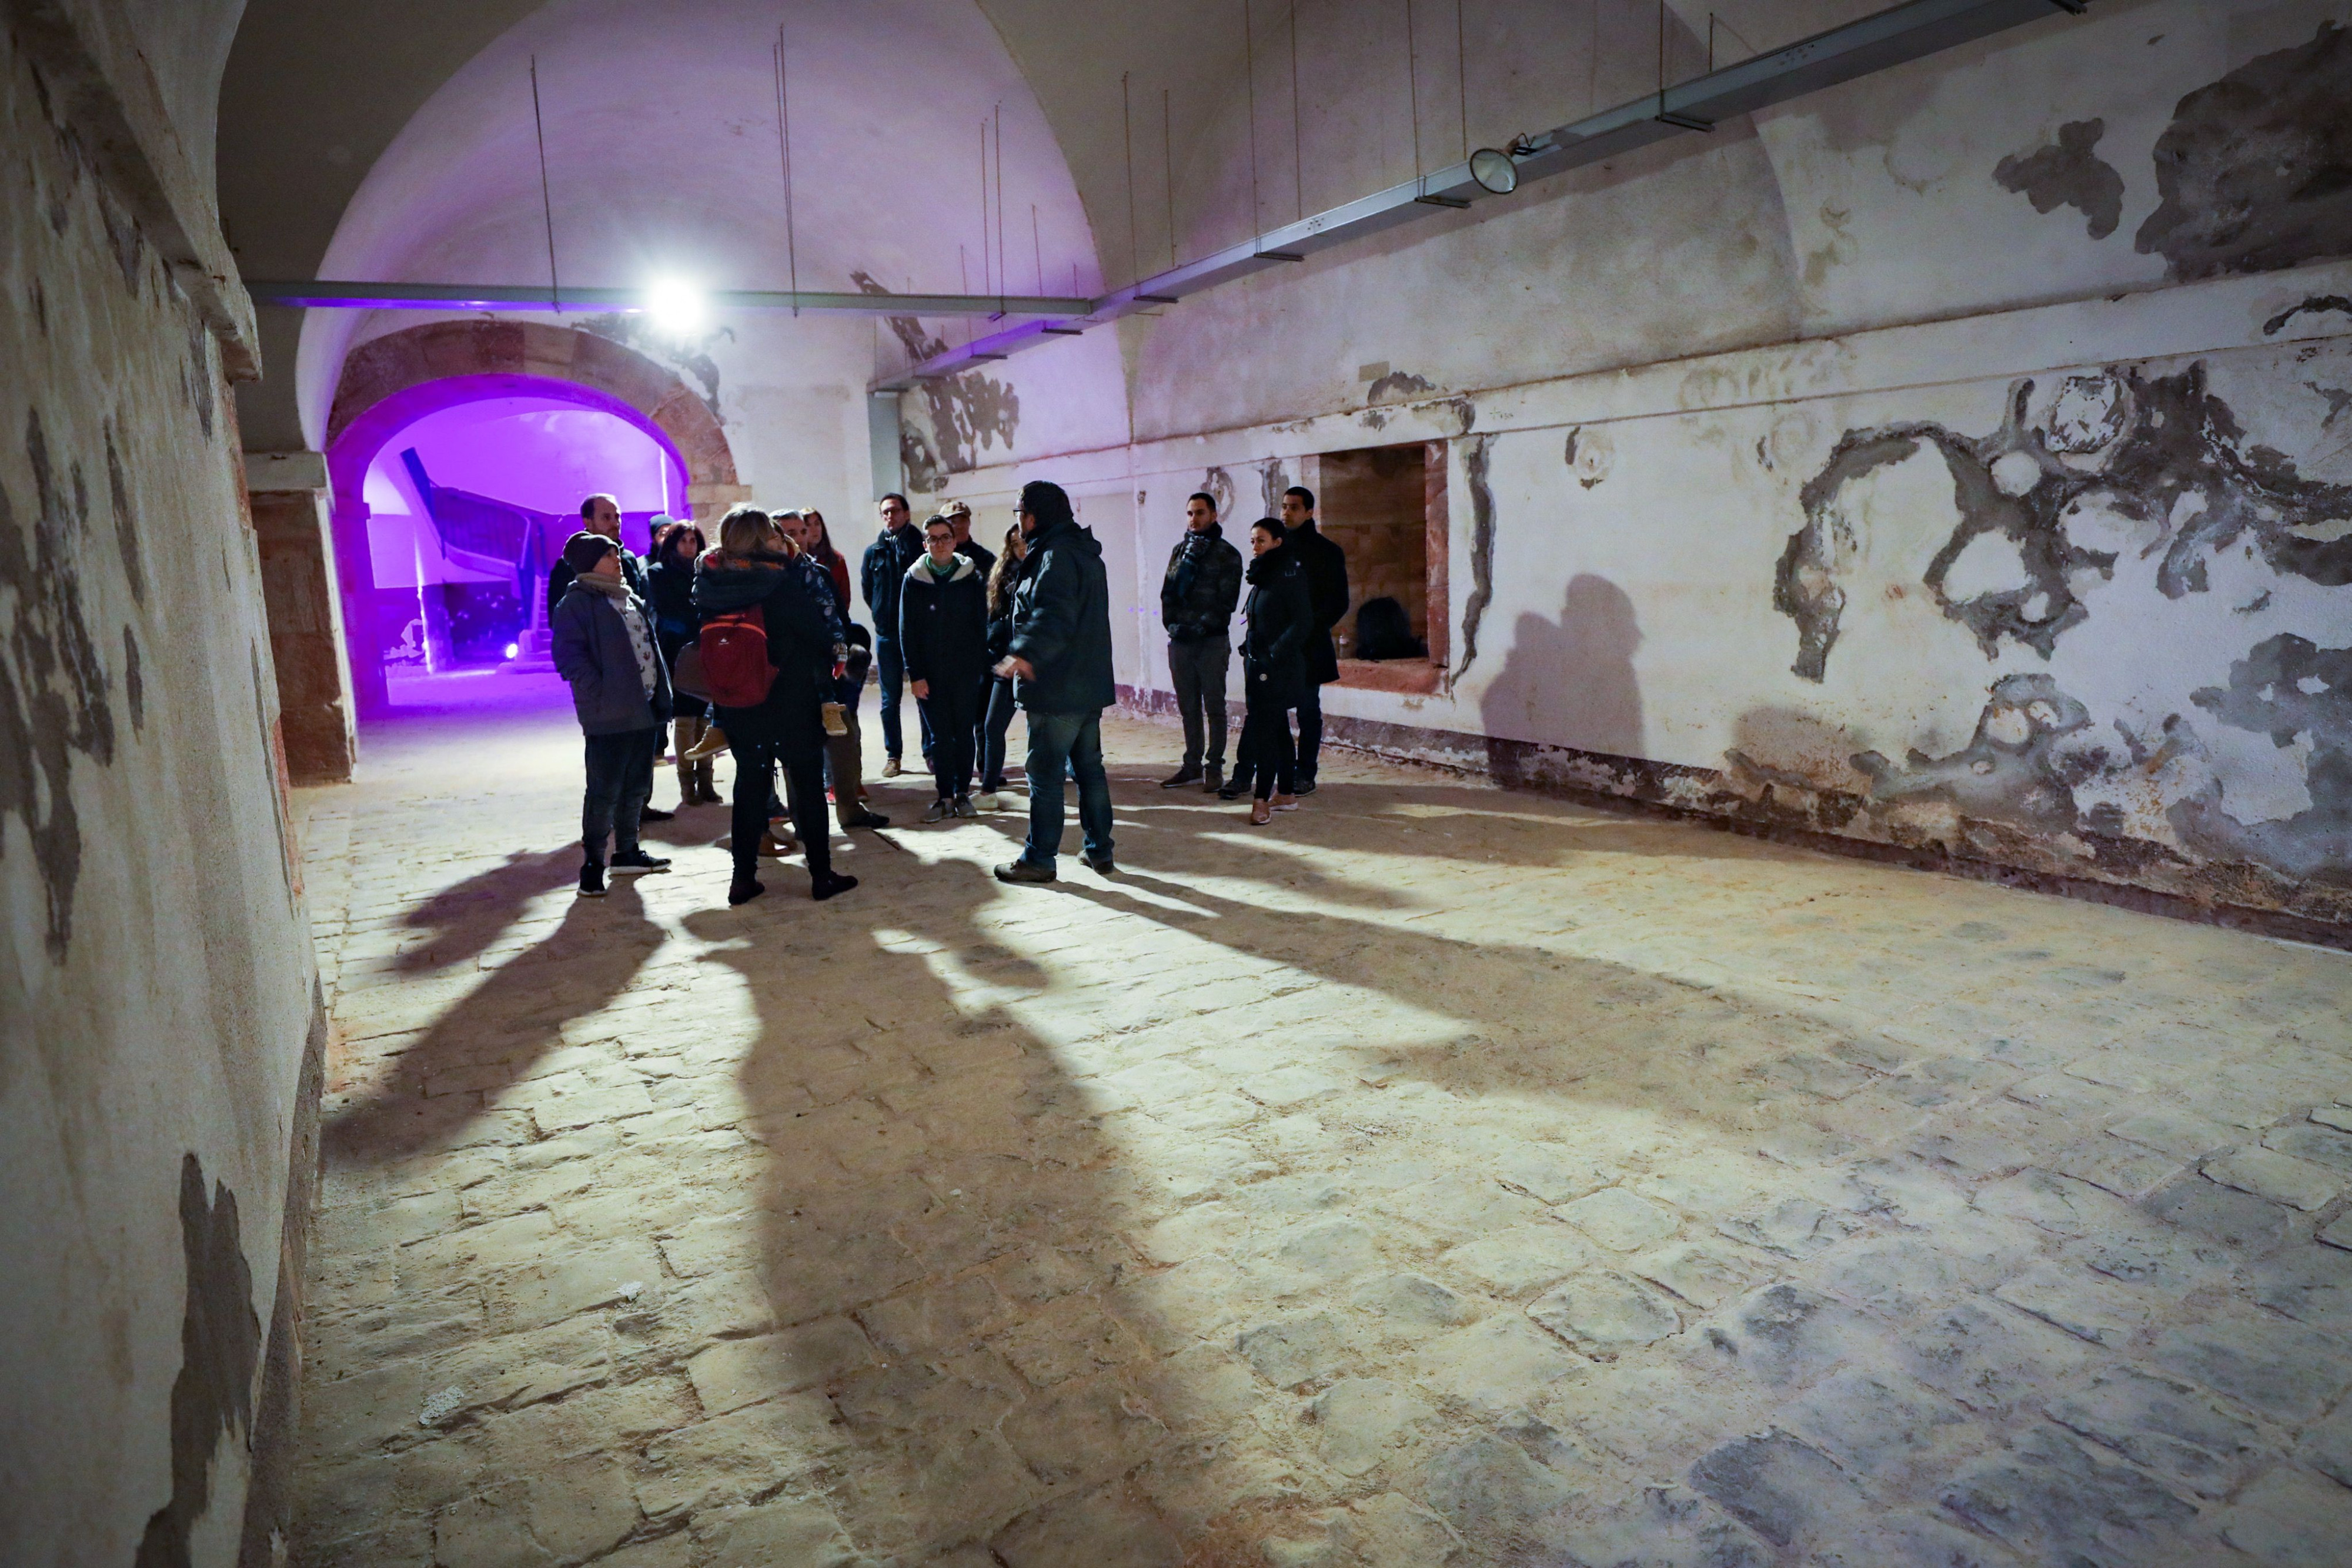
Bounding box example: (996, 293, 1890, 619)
(645, 278, 706, 336)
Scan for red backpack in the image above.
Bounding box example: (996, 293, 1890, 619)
(698, 607, 776, 708)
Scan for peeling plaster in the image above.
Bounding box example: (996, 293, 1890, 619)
(133, 1155, 260, 1568)
(1776, 362, 2352, 680)
(578, 312, 730, 420)
(2138, 22, 2352, 281)
(1995, 119, 2124, 240)
(2, 409, 117, 957)
(2187, 633, 2352, 879)
(2265, 296, 2352, 337)
(1452, 434, 1495, 682)
(1367, 369, 1436, 404)
(857, 270, 1020, 491)
(1563, 426, 1614, 490)
(1201, 465, 1236, 521)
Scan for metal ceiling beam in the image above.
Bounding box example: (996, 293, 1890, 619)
(245, 280, 1094, 318)
(871, 0, 2090, 393)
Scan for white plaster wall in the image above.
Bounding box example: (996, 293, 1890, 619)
(923, 0, 2352, 922)
(1, 16, 320, 1567)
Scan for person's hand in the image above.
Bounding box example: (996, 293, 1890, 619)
(912, 678, 930, 699)
(995, 656, 1035, 681)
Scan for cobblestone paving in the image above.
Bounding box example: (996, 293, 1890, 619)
(288, 693, 2352, 1567)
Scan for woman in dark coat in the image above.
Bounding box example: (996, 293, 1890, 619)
(646, 521, 718, 807)
(977, 523, 1027, 807)
(898, 513, 992, 820)
(1234, 519, 1312, 824)
(694, 507, 858, 906)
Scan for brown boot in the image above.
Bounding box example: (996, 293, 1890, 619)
(682, 722, 730, 762)
(671, 720, 701, 807)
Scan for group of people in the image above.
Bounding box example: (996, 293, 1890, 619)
(550, 480, 1120, 905)
(1157, 485, 1349, 823)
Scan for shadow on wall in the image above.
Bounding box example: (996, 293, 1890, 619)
(1478, 574, 1645, 765)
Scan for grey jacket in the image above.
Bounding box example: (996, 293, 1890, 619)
(552, 584, 672, 734)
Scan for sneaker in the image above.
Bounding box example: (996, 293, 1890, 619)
(976, 791, 1002, 811)
(759, 831, 791, 858)
(578, 864, 608, 897)
(1160, 764, 1202, 788)
(846, 810, 891, 830)
(1271, 793, 1298, 813)
(1215, 785, 1244, 801)
(923, 799, 952, 824)
(954, 795, 977, 818)
(727, 877, 765, 906)
(882, 758, 904, 778)
(1083, 854, 1116, 875)
(1202, 766, 1224, 794)
(639, 804, 676, 823)
(811, 870, 858, 901)
(994, 859, 1057, 885)
(1294, 778, 1318, 795)
(1249, 800, 1273, 826)
(609, 848, 673, 874)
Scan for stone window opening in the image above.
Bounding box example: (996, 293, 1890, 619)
(1305, 441, 1449, 695)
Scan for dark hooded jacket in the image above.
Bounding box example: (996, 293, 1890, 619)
(551, 580, 673, 734)
(1241, 541, 1315, 711)
(898, 553, 990, 688)
(692, 550, 835, 743)
(1160, 521, 1244, 643)
(1006, 515, 1117, 714)
(861, 523, 926, 639)
(1285, 517, 1349, 685)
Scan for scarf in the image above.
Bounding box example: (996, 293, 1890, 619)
(924, 553, 960, 579)
(576, 573, 657, 697)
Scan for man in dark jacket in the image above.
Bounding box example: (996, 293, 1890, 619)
(859, 493, 928, 775)
(550, 532, 673, 897)
(1279, 485, 1349, 793)
(900, 515, 991, 822)
(994, 480, 1117, 882)
(1158, 492, 1244, 791)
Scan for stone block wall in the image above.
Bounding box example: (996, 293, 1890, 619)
(1, 9, 323, 1566)
(251, 487, 355, 784)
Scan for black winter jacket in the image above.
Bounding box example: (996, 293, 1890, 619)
(693, 552, 835, 745)
(898, 555, 991, 688)
(645, 554, 697, 637)
(1160, 523, 1244, 643)
(860, 524, 926, 638)
(1007, 517, 1117, 714)
(1285, 518, 1349, 685)
(1242, 545, 1315, 711)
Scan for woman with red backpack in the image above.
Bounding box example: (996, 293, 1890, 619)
(693, 506, 858, 906)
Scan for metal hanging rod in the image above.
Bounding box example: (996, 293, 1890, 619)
(244, 281, 1095, 317)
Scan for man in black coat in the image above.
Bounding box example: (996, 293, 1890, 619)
(859, 493, 928, 775)
(899, 515, 991, 821)
(1279, 484, 1349, 793)
(994, 480, 1117, 883)
(1158, 492, 1244, 791)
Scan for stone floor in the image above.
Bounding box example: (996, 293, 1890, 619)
(286, 676, 2352, 1568)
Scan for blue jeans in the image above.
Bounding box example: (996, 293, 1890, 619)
(1020, 708, 1114, 869)
(874, 636, 932, 761)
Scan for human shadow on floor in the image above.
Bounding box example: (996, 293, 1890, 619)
(325, 879, 667, 1163)
(670, 838, 1312, 1566)
(388, 847, 581, 975)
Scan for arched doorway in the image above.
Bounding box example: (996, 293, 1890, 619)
(325, 321, 750, 715)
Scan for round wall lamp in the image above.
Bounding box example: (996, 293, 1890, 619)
(1468, 148, 1519, 195)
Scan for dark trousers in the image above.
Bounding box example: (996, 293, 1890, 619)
(1297, 683, 1324, 781)
(918, 671, 983, 802)
(582, 727, 659, 865)
(728, 727, 830, 882)
(873, 636, 933, 761)
(1234, 706, 1297, 800)
(1021, 708, 1114, 869)
(1168, 636, 1230, 770)
(980, 677, 1017, 789)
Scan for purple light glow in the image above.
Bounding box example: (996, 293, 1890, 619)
(330, 379, 691, 693)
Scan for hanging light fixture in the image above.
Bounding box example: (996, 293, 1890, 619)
(1468, 148, 1519, 195)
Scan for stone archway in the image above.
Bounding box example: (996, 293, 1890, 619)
(328, 320, 749, 516)
(322, 320, 752, 717)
